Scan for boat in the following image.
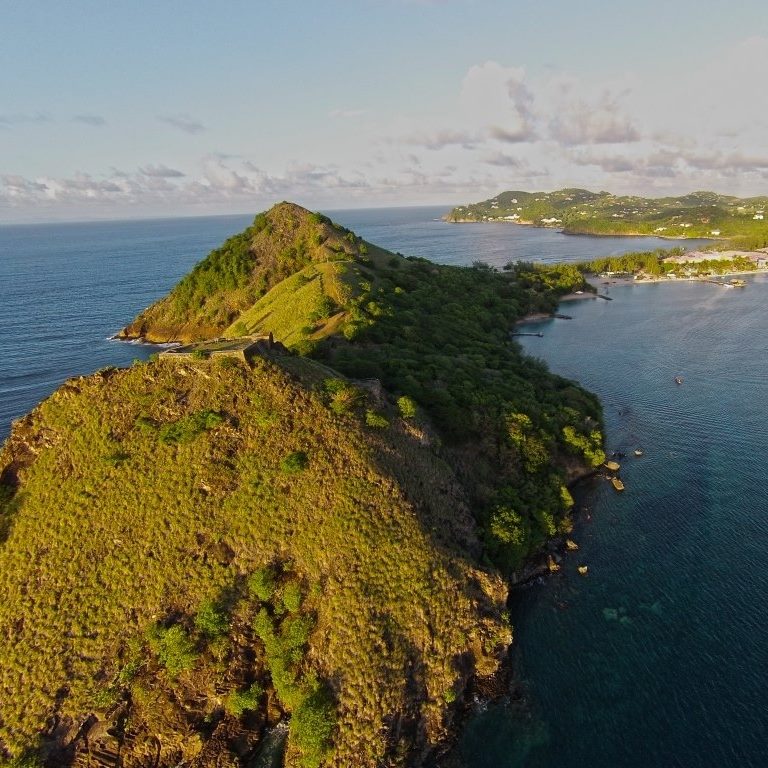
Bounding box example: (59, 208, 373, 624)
(604, 460, 621, 471)
(674, 376, 683, 385)
(634, 449, 644, 457)
(566, 539, 579, 551)
(577, 565, 589, 575)
(611, 477, 625, 492)
(729, 278, 746, 287)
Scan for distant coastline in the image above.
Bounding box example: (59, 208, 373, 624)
(444, 216, 713, 242)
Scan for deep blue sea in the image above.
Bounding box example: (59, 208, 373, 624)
(459, 279, 768, 768)
(1, 206, 761, 766)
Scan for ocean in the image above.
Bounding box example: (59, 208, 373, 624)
(1, 207, 759, 766)
(459, 279, 768, 767)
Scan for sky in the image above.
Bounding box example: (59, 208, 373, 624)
(2, 0, 768, 222)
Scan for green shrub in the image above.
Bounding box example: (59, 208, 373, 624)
(195, 600, 228, 639)
(365, 410, 389, 429)
(323, 378, 362, 415)
(158, 410, 224, 444)
(225, 682, 263, 717)
(282, 581, 302, 614)
(248, 568, 277, 602)
(280, 451, 309, 473)
(147, 624, 197, 677)
(291, 682, 336, 768)
(396, 396, 417, 419)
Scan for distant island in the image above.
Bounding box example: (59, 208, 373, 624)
(445, 188, 768, 249)
(0, 203, 605, 768)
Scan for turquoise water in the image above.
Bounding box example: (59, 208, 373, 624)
(459, 279, 768, 767)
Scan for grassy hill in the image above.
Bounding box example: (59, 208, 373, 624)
(118, 203, 390, 343)
(1, 205, 605, 768)
(0, 356, 509, 767)
(446, 188, 768, 246)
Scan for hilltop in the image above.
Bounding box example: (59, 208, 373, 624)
(118, 203, 392, 344)
(445, 188, 768, 247)
(2, 204, 605, 768)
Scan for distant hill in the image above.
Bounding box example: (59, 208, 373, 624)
(2, 205, 605, 767)
(445, 188, 768, 246)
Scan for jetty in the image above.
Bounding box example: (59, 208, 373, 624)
(511, 332, 544, 338)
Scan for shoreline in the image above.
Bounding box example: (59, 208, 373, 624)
(587, 269, 766, 290)
(443, 217, 715, 241)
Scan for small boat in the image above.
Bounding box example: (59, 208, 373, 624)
(634, 449, 644, 457)
(547, 555, 561, 573)
(674, 376, 684, 385)
(566, 539, 579, 551)
(577, 565, 589, 575)
(604, 460, 621, 471)
(729, 278, 746, 287)
(611, 477, 625, 492)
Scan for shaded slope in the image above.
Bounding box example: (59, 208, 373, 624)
(0, 357, 509, 767)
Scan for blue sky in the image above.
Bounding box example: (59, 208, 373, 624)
(2, 0, 767, 221)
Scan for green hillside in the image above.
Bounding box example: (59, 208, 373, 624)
(446, 188, 768, 246)
(118, 203, 389, 343)
(1, 205, 605, 768)
(0, 357, 509, 767)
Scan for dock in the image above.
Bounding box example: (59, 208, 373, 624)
(511, 332, 544, 338)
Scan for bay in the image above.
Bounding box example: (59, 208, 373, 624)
(459, 278, 768, 768)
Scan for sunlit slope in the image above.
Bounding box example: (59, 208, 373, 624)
(224, 261, 356, 349)
(0, 357, 508, 767)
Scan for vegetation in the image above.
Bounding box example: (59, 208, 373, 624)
(573, 247, 764, 278)
(0, 202, 606, 767)
(447, 188, 768, 245)
(0, 356, 510, 766)
(118, 202, 379, 343)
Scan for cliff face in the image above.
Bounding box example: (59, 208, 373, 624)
(0, 357, 509, 767)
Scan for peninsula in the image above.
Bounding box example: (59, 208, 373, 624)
(0, 204, 604, 768)
(445, 188, 768, 248)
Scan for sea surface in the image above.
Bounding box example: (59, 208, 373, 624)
(459, 278, 768, 768)
(1, 206, 760, 767)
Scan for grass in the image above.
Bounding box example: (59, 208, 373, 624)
(0, 355, 510, 766)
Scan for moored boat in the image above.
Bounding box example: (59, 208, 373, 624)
(611, 477, 625, 492)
